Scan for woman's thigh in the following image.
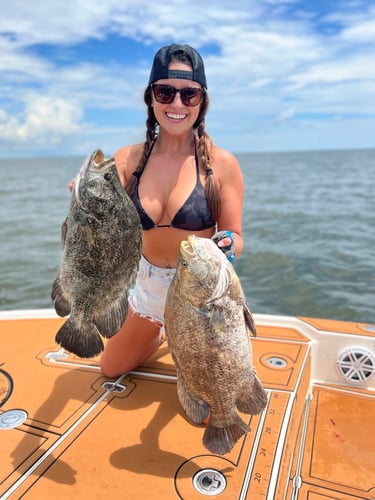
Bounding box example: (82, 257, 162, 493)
(100, 307, 162, 377)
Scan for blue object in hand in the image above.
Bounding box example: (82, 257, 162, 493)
(211, 230, 236, 262)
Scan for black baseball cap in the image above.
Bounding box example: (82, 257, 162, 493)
(148, 44, 207, 89)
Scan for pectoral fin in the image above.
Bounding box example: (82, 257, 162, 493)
(244, 303, 257, 336)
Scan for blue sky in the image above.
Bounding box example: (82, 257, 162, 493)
(0, 0, 374, 157)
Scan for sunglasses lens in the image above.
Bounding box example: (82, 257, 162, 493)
(152, 85, 203, 106)
(180, 88, 202, 106)
(152, 85, 176, 104)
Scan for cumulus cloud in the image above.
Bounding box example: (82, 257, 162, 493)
(0, 96, 82, 143)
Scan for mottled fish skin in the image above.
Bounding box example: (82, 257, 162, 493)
(52, 149, 142, 358)
(164, 235, 267, 455)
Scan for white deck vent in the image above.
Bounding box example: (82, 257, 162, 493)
(336, 346, 375, 385)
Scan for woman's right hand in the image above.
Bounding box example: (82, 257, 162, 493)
(68, 178, 75, 192)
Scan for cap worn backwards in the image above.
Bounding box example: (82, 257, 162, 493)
(148, 44, 207, 89)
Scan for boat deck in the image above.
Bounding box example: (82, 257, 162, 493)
(1, 312, 374, 499)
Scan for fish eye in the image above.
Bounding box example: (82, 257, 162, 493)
(104, 173, 112, 181)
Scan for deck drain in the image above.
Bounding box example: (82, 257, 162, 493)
(0, 409, 28, 429)
(193, 469, 226, 496)
(267, 356, 287, 368)
(336, 346, 375, 384)
(102, 382, 126, 393)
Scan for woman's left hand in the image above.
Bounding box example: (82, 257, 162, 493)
(211, 230, 236, 262)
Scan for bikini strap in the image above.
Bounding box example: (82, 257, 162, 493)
(131, 140, 157, 180)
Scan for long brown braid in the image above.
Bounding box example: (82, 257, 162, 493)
(125, 50, 221, 222)
(124, 87, 157, 199)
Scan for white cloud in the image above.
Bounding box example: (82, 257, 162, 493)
(340, 18, 375, 43)
(325, 5, 375, 45)
(0, 96, 82, 143)
(0, 1, 256, 47)
(0, 1, 132, 46)
(275, 107, 296, 123)
(0, 37, 52, 84)
(288, 53, 375, 89)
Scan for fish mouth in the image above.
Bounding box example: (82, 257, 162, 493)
(91, 150, 115, 172)
(92, 150, 105, 166)
(181, 235, 214, 259)
(180, 235, 196, 257)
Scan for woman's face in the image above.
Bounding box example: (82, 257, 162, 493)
(151, 62, 203, 136)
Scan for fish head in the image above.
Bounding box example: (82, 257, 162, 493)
(73, 150, 121, 216)
(176, 235, 232, 307)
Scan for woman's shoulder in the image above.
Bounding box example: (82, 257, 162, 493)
(114, 142, 144, 183)
(211, 145, 241, 175)
(114, 142, 144, 164)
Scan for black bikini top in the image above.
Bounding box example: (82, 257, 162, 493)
(131, 144, 216, 231)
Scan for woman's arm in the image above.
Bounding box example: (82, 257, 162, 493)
(214, 148, 244, 258)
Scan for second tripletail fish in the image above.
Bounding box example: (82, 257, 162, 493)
(165, 235, 267, 455)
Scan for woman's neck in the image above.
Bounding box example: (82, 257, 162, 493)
(154, 133, 195, 158)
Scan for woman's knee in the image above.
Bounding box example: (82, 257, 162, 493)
(100, 313, 161, 377)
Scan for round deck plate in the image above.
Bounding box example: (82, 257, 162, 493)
(0, 409, 28, 429)
(193, 469, 227, 496)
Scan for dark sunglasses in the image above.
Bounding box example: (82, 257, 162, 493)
(151, 84, 204, 107)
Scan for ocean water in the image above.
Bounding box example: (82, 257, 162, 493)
(0, 149, 374, 324)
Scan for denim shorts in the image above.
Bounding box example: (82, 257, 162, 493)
(128, 255, 176, 325)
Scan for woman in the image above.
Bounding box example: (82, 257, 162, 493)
(100, 43, 244, 378)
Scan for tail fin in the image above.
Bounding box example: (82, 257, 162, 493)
(237, 374, 268, 414)
(203, 413, 249, 455)
(55, 316, 103, 358)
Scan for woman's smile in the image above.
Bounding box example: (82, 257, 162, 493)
(166, 112, 188, 121)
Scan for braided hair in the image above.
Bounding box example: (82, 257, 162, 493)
(125, 50, 221, 221)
